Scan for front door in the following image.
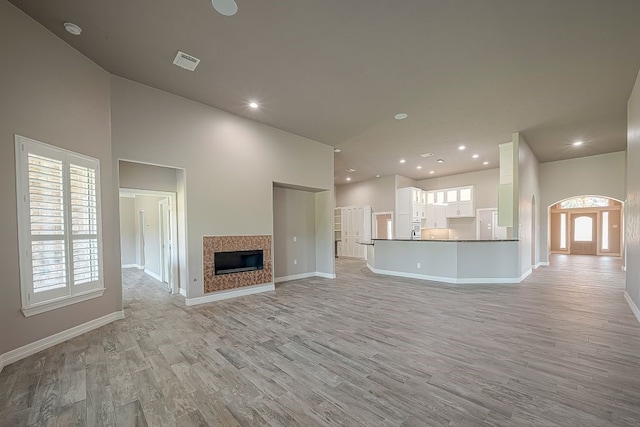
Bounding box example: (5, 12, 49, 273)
(570, 213, 597, 255)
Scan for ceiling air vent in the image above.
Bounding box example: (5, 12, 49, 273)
(173, 51, 200, 71)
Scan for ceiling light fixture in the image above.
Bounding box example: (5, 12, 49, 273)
(483, 161, 489, 165)
(346, 177, 351, 181)
(573, 141, 584, 146)
(333, 148, 341, 153)
(436, 159, 444, 163)
(421, 152, 434, 158)
(458, 145, 466, 151)
(346, 168, 356, 173)
(376, 174, 381, 178)
(416, 166, 422, 169)
(472, 154, 479, 159)
(400, 159, 406, 164)
(211, 0, 238, 16)
(64, 22, 82, 36)
(429, 170, 435, 174)
(394, 113, 408, 120)
(249, 101, 259, 109)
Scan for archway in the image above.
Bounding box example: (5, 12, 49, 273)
(547, 195, 623, 258)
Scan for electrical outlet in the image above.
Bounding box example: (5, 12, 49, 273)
(417, 262, 421, 268)
(293, 259, 297, 265)
(293, 236, 297, 242)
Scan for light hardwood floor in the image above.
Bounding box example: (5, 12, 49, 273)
(1, 255, 640, 426)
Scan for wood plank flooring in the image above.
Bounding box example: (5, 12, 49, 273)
(1, 254, 640, 426)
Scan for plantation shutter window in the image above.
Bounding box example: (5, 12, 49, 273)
(15, 135, 104, 316)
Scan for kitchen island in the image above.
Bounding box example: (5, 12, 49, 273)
(363, 238, 527, 284)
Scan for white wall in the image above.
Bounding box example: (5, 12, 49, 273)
(335, 175, 396, 212)
(110, 77, 334, 298)
(626, 69, 640, 313)
(119, 196, 137, 266)
(539, 151, 626, 262)
(0, 2, 121, 357)
(273, 187, 317, 278)
(119, 161, 178, 192)
(516, 133, 541, 274)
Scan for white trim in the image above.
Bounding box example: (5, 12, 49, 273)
(144, 269, 163, 282)
(275, 272, 337, 283)
(121, 264, 142, 269)
(624, 292, 640, 324)
(21, 287, 105, 317)
(0, 311, 124, 373)
(536, 261, 550, 267)
(315, 272, 336, 279)
(367, 265, 526, 284)
(179, 287, 187, 297)
(185, 283, 274, 306)
(274, 272, 315, 283)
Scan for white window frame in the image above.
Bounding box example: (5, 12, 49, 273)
(15, 135, 105, 317)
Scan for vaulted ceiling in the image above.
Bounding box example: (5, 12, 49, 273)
(10, 0, 640, 183)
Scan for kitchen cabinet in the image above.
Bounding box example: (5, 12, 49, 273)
(425, 204, 448, 229)
(445, 186, 475, 218)
(396, 187, 425, 239)
(336, 205, 371, 258)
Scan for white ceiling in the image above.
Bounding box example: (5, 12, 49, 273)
(10, 0, 640, 183)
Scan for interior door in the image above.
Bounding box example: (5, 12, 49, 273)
(570, 213, 597, 255)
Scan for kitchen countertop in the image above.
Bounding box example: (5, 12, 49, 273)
(366, 238, 518, 243)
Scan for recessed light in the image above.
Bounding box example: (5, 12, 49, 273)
(429, 170, 435, 174)
(64, 22, 82, 36)
(436, 159, 444, 163)
(376, 174, 381, 178)
(458, 145, 466, 151)
(346, 168, 356, 173)
(333, 148, 341, 153)
(399, 159, 406, 164)
(573, 141, 584, 146)
(249, 101, 259, 109)
(472, 154, 479, 159)
(212, 0, 238, 16)
(394, 113, 408, 120)
(416, 166, 422, 170)
(346, 177, 351, 181)
(421, 152, 434, 158)
(483, 161, 489, 165)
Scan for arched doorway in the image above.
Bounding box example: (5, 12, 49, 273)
(548, 195, 623, 257)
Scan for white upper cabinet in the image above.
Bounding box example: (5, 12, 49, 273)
(445, 185, 475, 218)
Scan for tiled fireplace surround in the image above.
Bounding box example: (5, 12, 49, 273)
(203, 235, 273, 293)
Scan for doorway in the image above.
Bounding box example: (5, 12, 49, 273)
(120, 189, 179, 293)
(476, 208, 507, 240)
(373, 212, 393, 239)
(548, 195, 623, 257)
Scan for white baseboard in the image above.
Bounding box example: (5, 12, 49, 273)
(274, 272, 336, 283)
(0, 311, 124, 373)
(179, 288, 187, 297)
(144, 269, 163, 282)
(519, 268, 532, 282)
(535, 261, 549, 268)
(185, 283, 274, 306)
(121, 264, 141, 269)
(315, 272, 336, 279)
(367, 265, 524, 284)
(624, 292, 640, 325)
(274, 272, 316, 283)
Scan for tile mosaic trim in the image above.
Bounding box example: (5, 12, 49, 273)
(203, 235, 272, 293)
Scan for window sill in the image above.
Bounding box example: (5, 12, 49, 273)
(21, 288, 105, 317)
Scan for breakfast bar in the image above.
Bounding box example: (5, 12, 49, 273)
(364, 239, 525, 284)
